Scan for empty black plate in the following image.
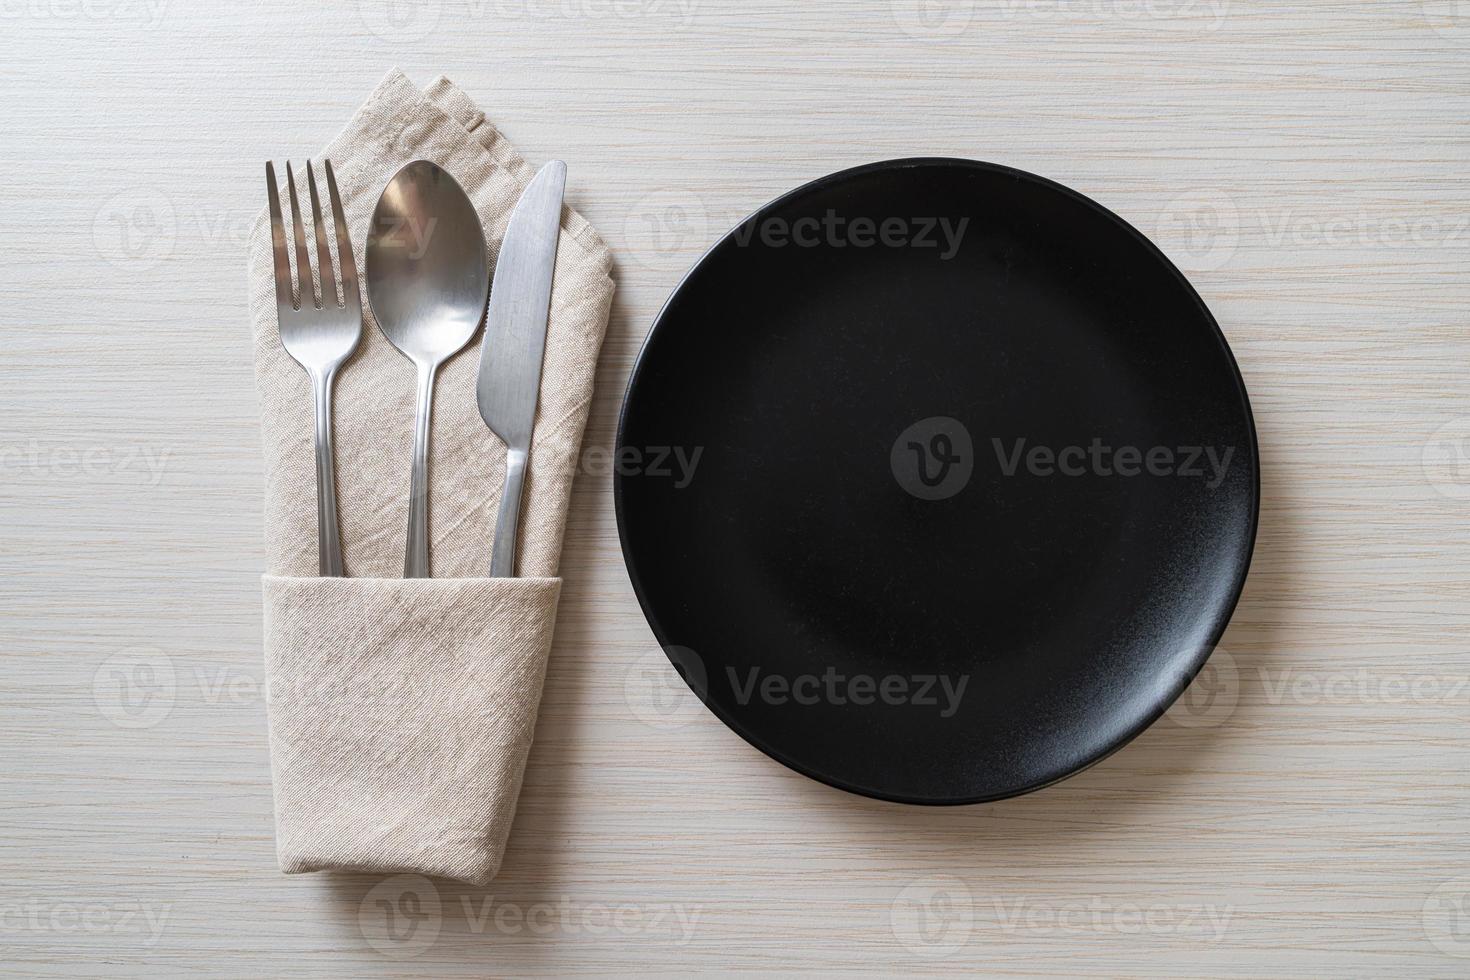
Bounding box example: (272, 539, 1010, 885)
(615, 158, 1258, 804)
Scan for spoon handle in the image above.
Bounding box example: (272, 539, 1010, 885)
(312, 368, 345, 577)
(404, 362, 437, 578)
(490, 447, 527, 577)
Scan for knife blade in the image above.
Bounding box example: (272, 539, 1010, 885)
(477, 160, 566, 577)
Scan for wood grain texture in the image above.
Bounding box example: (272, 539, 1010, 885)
(2, 0, 1468, 974)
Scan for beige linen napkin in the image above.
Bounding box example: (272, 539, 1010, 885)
(247, 70, 614, 884)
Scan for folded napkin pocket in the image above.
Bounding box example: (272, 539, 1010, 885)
(262, 575, 561, 885)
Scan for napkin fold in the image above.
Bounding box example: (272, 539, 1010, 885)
(248, 70, 614, 884)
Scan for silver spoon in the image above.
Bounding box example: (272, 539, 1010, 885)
(365, 161, 489, 578)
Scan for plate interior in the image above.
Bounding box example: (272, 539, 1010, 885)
(616, 158, 1258, 804)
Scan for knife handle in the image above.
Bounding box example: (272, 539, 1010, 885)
(491, 447, 527, 577)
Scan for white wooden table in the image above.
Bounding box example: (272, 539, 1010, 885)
(4, 1, 1469, 975)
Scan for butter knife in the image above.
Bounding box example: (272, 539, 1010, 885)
(477, 160, 566, 577)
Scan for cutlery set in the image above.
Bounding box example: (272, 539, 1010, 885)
(251, 71, 1253, 873)
(265, 157, 564, 578)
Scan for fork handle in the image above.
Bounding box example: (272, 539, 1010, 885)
(312, 369, 345, 577)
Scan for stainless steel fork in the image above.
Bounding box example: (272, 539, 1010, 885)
(266, 159, 362, 576)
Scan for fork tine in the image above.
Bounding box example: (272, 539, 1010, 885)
(284, 161, 317, 309)
(265, 163, 294, 313)
(305, 161, 340, 309)
(323, 160, 358, 306)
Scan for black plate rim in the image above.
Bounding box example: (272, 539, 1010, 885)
(614, 156, 1261, 806)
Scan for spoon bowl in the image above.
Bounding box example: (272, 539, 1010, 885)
(366, 160, 489, 577)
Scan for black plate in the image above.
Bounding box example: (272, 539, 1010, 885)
(615, 158, 1258, 804)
